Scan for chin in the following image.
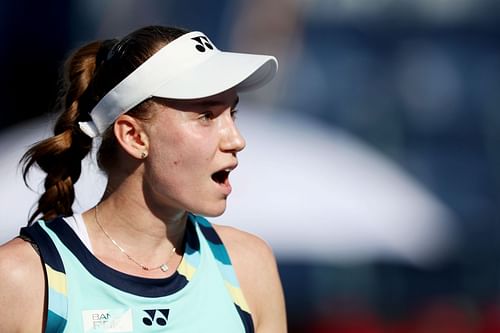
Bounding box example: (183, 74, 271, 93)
(193, 201, 227, 218)
(201, 208, 226, 218)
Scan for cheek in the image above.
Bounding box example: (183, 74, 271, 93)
(149, 125, 187, 159)
(148, 135, 204, 175)
(147, 121, 218, 177)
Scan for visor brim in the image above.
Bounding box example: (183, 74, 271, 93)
(151, 51, 277, 100)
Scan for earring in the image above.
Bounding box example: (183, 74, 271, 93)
(141, 151, 148, 159)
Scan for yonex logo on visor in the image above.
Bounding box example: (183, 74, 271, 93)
(78, 31, 278, 138)
(191, 36, 213, 52)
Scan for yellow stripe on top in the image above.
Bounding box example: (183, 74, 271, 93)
(177, 259, 197, 281)
(46, 264, 68, 296)
(225, 281, 251, 313)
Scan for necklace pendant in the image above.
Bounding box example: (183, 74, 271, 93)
(160, 264, 169, 272)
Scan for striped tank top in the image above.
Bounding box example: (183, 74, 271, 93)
(20, 213, 254, 333)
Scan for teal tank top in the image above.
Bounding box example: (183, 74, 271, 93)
(20, 214, 254, 333)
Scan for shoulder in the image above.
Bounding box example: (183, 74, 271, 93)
(0, 238, 46, 332)
(212, 224, 275, 265)
(212, 224, 287, 333)
(0, 237, 43, 281)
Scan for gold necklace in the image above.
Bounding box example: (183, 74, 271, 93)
(94, 205, 176, 272)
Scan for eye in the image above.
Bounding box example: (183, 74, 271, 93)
(199, 111, 214, 122)
(230, 108, 239, 120)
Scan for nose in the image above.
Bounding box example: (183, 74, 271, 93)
(219, 114, 246, 154)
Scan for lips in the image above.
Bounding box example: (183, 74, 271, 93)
(211, 169, 230, 184)
(211, 164, 237, 195)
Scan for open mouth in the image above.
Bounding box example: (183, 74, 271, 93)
(211, 169, 230, 185)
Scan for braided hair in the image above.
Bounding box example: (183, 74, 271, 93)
(21, 26, 188, 224)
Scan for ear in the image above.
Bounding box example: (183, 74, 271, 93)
(113, 115, 149, 159)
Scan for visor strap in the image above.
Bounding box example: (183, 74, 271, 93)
(83, 31, 213, 138)
(78, 120, 99, 138)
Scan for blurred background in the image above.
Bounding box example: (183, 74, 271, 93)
(2, 0, 500, 332)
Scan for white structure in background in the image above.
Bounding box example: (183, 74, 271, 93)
(0, 107, 457, 267)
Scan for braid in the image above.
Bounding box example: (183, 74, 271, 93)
(21, 26, 189, 225)
(21, 41, 102, 224)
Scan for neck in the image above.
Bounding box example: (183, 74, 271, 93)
(82, 183, 188, 275)
(97, 176, 188, 242)
(95, 194, 187, 243)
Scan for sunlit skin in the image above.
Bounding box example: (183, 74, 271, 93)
(82, 88, 245, 278)
(0, 89, 286, 333)
(142, 88, 244, 218)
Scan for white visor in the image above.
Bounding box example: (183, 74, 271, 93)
(79, 31, 278, 137)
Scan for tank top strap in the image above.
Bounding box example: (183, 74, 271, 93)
(190, 214, 255, 333)
(20, 219, 69, 332)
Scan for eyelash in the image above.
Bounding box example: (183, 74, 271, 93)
(197, 112, 214, 123)
(198, 109, 238, 122)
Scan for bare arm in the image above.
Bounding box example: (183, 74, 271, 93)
(214, 225, 287, 333)
(0, 238, 46, 333)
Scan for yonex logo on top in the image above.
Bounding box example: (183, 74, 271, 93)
(191, 36, 214, 52)
(142, 309, 170, 327)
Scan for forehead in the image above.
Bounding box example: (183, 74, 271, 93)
(155, 89, 239, 112)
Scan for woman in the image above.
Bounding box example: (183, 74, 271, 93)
(0, 26, 286, 332)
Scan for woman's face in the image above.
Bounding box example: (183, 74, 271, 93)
(142, 89, 245, 217)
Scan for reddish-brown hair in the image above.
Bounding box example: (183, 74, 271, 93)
(21, 26, 188, 224)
